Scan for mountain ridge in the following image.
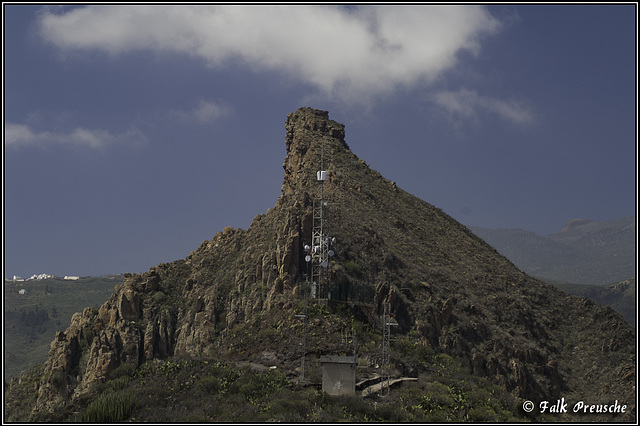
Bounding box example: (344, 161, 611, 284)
(470, 215, 635, 285)
(544, 278, 635, 326)
(5, 107, 635, 422)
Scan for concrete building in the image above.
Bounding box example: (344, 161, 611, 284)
(320, 356, 357, 396)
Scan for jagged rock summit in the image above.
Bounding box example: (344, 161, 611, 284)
(8, 107, 635, 421)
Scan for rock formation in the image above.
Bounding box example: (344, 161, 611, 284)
(10, 107, 635, 421)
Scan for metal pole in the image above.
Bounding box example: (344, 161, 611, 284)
(302, 273, 307, 381)
(299, 255, 311, 382)
(382, 302, 391, 394)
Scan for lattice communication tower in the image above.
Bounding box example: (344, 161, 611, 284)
(309, 137, 335, 299)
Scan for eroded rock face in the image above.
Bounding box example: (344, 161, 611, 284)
(281, 107, 347, 198)
(35, 308, 89, 411)
(34, 273, 184, 412)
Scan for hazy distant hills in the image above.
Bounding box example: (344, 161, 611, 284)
(470, 216, 635, 286)
(546, 278, 635, 326)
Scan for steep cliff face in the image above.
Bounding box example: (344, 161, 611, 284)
(16, 107, 635, 419)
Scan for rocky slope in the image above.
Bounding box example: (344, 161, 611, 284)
(6, 108, 636, 421)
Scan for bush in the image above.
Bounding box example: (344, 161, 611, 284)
(394, 334, 434, 367)
(152, 291, 167, 304)
(196, 376, 221, 393)
(50, 370, 66, 389)
(81, 391, 138, 422)
(108, 362, 136, 380)
(266, 395, 313, 421)
(344, 261, 363, 277)
(468, 406, 499, 421)
(236, 369, 288, 402)
(4, 365, 44, 422)
(107, 376, 131, 391)
(333, 394, 373, 419)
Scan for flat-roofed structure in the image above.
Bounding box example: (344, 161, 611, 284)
(320, 356, 357, 396)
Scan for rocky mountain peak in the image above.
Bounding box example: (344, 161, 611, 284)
(284, 107, 347, 154)
(6, 108, 635, 422)
(281, 107, 348, 197)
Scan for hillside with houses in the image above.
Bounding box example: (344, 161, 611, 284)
(6, 273, 80, 282)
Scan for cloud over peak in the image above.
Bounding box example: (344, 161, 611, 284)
(37, 5, 500, 104)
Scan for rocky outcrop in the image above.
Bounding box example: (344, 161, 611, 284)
(281, 107, 347, 198)
(21, 107, 635, 420)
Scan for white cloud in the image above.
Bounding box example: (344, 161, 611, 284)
(36, 5, 501, 104)
(4, 123, 37, 147)
(168, 99, 231, 124)
(430, 88, 534, 125)
(4, 123, 147, 149)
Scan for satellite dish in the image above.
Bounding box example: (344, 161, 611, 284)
(304, 245, 310, 251)
(331, 237, 337, 245)
(328, 250, 334, 257)
(321, 261, 328, 268)
(305, 255, 311, 263)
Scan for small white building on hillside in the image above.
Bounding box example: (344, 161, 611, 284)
(28, 273, 53, 280)
(64, 276, 80, 280)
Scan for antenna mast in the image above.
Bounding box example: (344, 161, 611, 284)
(311, 137, 335, 299)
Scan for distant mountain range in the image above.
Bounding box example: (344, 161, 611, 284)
(546, 278, 635, 326)
(470, 216, 636, 286)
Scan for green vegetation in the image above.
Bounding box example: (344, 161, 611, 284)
(81, 391, 138, 422)
(3, 275, 122, 379)
(6, 354, 524, 422)
(3, 364, 44, 422)
(343, 260, 363, 277)
(4, 294, 527, 422)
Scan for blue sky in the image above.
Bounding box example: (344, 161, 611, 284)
(3, 4, 636, 278)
